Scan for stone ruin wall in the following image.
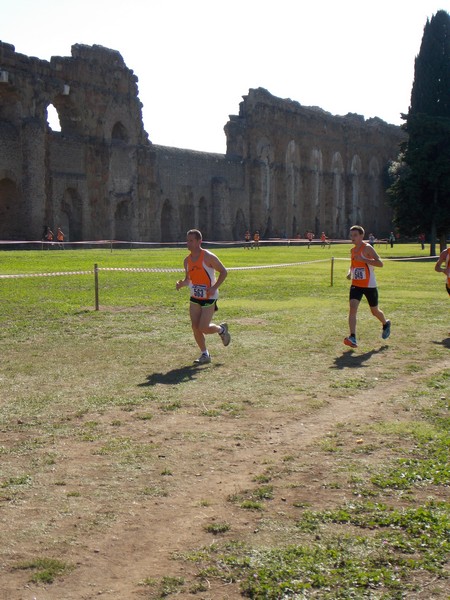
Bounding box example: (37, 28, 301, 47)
(0, 41, 405, 242)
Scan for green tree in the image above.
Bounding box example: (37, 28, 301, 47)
(388, 10, 450, 255)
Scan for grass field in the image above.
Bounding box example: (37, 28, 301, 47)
(0, 243, 448, 599)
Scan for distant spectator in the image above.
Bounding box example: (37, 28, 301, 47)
(42, 226, 53, 249)
(306, 231, 314, 249)
(388, 231, 395, 248)
(368, 233, 375, 246)
(320, 231, 330, 248)
(253, 230, 260, 249)
(418, 232, 425, 250)
(56, 226, 65, 249)
(244, 230, 252, 249)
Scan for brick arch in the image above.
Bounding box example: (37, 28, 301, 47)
(331, 152, 345, 237)
(112, 121, 129, 142)
(368, 157, 381, 233)
(256, 138, 274, 212)
(161, 199, 176, 242)
(350, 155, 362, 226)
(198, 197, 208, 238)
(309, 148, 323, 233)
(0, 177, 26, 240)
(60, 187, 83, 242)
(114, 196, 132, 240)
(48, 93, 82, 136)
(285, 140, 301, 237)
(233, 208, 247, 240)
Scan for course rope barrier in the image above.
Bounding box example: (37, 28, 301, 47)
(333, 256, 438, 261)
(0, 270, 94, 279)
(0, 259, 332, 279)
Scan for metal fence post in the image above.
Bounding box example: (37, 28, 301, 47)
(94, 263, 99, 310)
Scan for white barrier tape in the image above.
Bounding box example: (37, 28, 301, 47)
(228, 259, 329, 270)
(99, 267, 184, 273)
(0, 255, 438, 279)
(0, 259, 330, 279)
(0, 270, 93, 279)
(333, 256, 439, 261)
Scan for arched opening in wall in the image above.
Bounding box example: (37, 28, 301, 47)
(46, 104, 61, 132)
(198, 197, 208, 237)
(331, 152, 345, 238)
(310, 148, 323, 231)
(61, 188, 83, 241)
(161, 199, 175, 242)
(112, 122, 129, 143)
(0, 177, 25, 240)
(264, 216, 272, 239)
(115, 198, 132, 240)
(292, 216, 298, 238)
(257, 139, 274, 215)
(180, 204, 194, 235)
(350, 155, 362, 227)
(233, 208, 246, 240)
(369, 157, 380, 233)
(285, 140, 301, 239)
(50, 94, 81, 136)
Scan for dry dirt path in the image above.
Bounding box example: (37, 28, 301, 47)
(1, 358, 448, 600)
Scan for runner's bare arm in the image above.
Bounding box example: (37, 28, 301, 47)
(360, 245, 383, 268)
(434, 250, 448, 274)
(205, 251, 228, 294)
(176, 259, 190, 290)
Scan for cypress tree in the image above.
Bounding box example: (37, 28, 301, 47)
(388, 10, 450, 254)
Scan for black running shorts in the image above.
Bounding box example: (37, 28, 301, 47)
(349, 285, 379, 307)
(190, 297, 218, 311)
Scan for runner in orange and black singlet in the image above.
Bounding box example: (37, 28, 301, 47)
(344, 225, 391, 349)
(176, 229, 231, 364)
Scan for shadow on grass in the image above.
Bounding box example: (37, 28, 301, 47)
(432, 337, 450, 350)
(139, 363, 222, 386)
(331, 345, 389, 370)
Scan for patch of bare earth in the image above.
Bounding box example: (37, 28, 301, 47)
(0, 358, 448, 600)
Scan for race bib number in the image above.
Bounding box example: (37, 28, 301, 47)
(353, 267, 366, 281)
(193, 284, 207, 298)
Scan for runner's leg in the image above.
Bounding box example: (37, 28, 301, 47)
(198, 304, 221, 335)
(190, 302, 207, 352)
(369, 305, 387, 325)
(349, 299, 359, 335)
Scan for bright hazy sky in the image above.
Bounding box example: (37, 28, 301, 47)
(2, 0, 449, 153)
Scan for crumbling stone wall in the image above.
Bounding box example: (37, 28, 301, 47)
(0, 42, 404, 243)
(225, 88, 405, 238)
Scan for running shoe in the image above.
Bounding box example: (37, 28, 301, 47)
(194, 353, 211, 364)
(344, 335, 358, 348)
(219, 322, 231, 346)
(382, 320, 391, 340)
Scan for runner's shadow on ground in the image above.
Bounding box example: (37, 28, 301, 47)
(139, 363, 222, 386)
(331, 345, 389, 370)
(432, 337, 450, 350)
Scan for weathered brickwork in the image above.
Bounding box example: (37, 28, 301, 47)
(0, 41, 404, 242)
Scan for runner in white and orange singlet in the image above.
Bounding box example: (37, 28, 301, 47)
(344, 225, 391, 348)
(176, 229, 231, 364)
(434, 246, 450, 333)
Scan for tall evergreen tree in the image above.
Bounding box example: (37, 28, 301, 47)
(388, 10, 450, 254)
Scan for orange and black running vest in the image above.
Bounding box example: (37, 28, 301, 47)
(187, 249, 218, 300)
